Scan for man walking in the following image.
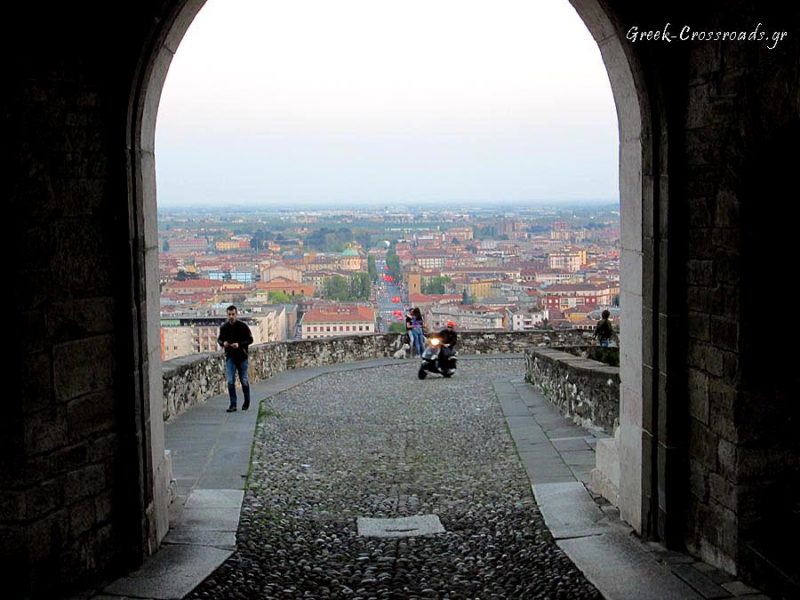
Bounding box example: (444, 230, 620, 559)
(218, 305, 253, 412)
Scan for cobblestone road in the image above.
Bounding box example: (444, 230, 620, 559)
(188, 358, 601, 599)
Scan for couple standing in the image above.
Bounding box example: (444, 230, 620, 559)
(405, 307, 426, 357)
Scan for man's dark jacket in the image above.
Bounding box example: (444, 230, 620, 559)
(438, 328, 458, 347)
(217, 320, 254, 363)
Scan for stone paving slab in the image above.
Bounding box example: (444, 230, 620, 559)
(552, 437, 594, 451)
(356, 515, 445, 538)
(104, 544, 233, 599)
(495, 379, 768, 600)
(184, 489, 244, 509)
(672, 563, 734, 599)
(558, 531, 704, 600)
(532, 481, 608, 539)
(164, 529, 237, 548)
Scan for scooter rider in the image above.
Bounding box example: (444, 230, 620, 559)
(437, 321, 458, 370)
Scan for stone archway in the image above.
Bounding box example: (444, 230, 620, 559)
(128, 0, 662, 552)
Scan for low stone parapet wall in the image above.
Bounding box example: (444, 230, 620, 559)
(524, 347, 620, 434)
(162, 329, 592, 421)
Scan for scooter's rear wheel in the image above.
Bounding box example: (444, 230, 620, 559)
(417, 367, 427, 380)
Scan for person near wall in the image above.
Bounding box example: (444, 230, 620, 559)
(594, 309, 614, 348)
(217, 304, 254, 412)
(409, 307, 426, 358)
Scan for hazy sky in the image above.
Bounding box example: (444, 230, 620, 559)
(156, 0, 618, 207)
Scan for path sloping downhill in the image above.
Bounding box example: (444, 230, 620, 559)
(188, 358, 602, 599)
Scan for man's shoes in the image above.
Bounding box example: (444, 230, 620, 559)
(226, 406, 237, 413)
(242, 400, 250, 411)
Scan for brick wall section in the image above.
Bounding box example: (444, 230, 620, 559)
(162, 330, 589, 420)
(525, 348, 620, 434)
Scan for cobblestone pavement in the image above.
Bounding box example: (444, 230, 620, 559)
(188, 358, 602, 599)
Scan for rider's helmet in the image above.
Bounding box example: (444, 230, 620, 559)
(446, 321, 456, 328)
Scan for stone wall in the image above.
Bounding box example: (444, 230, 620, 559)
(163, 330, 590, 420)
(679, 4, 800, 587)
(525, 348, 620, 435)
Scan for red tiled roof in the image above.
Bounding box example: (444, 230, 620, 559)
(304, 306, 375, 323)
(166, 279, 221, 289)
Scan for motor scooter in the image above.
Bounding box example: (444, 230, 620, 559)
(417, 335, 457, 379)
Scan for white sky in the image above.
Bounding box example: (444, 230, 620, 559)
(156, 0, 618, 206)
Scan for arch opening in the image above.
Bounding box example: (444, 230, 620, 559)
(130, 0, 658, 559)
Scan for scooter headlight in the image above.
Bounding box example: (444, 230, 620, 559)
(430, 338, 440, 346)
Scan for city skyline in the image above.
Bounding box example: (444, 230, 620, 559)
(156, 0, 619, 207)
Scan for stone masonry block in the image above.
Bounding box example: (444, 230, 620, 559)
(688, 312, 711, 342)
(49, 220, 113, 293)
(24, 443, 88, 487)
(717, 438, 737, 480)
(715, 256, 741, 286)
(69, 497, 96, 538)
(65, 464, 107, 502)
(45, 297, 115, 343)
(66, 391, 115, 442)
(686, 83, 716, 130)
(689, 420, 718, 470)
(27, 509, 69, 563)
(686, 127, 724, 166)
(688, 285, 715, 313)
(709, 400, 737, 444)
(710, 318, 739, 351)
(25, 407, 68, 456)
(688, 196, 715, 228)
(688, 368, 710, 425)
(721, 352, 739, 386)
(737, 446, 791, 480)
(26, 478, 66, 520)
(87, 433, 117, 463)
(687, 166, 719, 201)
(709, 472, 737, 512)
(21, 352, 54, 414)
(94, 491, 113, 525)
(0, 491, 27, 521)
(688, 341, 724, 377)
(20, 310, 47, 354)
(700, 502, 738, 560)
(53, 335, 114, 402)
(686, 260, 714, 287)
(688, 42, 721, 83)
(689, 458, 709, 502)
(711, 228, 741, 254)
(714, 187, 741, 228)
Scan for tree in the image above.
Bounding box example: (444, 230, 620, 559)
(323, 273, 371, 301)
(368, 255, 377, 281)
(351, 271, 371, 300)
(268, 290, 292, 303)
(162, 239, 170, 252)
(422, 276, 451, 295)
(386, 247, 401, 281)
(323, 275, 351, 301)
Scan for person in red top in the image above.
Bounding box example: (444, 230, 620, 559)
(217, 305, 254, 412)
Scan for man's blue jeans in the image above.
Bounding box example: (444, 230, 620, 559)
(225, 357, 250, 408)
